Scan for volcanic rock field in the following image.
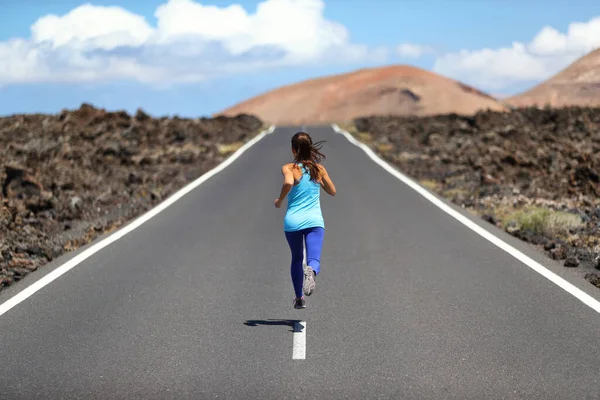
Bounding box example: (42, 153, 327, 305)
(0, 104, 264, 291)
(2, 102, 600, 293)
(349, 106, 600, 289)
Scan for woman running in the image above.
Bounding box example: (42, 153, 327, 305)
(274, 131, 336, 309)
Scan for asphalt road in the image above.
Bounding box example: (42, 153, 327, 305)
(1, 126, 600, 399)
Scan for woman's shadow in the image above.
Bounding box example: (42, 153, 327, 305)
(244, 319, 304, 332)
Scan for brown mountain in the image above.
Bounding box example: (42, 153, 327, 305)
(507, 48, 600, 108)
(216, 65, 506, 124)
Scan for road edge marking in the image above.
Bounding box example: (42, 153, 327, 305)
(332, 123, 600, 315)
(292, 321, 306, 360)
(0, 125, 276, 318)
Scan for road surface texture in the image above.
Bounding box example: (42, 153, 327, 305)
(1, 126, 600, 399)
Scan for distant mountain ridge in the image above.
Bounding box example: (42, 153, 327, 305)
(507, 48, 600, 108)
(216, 65, 506, 124)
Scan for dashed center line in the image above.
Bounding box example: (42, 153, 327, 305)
(292, 321, 306, 360)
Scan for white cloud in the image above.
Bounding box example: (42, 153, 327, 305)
(154, 0, 350, 61)
(433, 43, 552, 89)
(0, 0, 383, 85)
(31, 4, 154, 50)
(433, 16, 600, 89)
(0, 39, 49, 84)
(154, 0, 250, 45)
(396, 43, 433, 58)
(529, 17, 600, 56)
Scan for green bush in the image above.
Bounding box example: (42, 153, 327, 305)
(506, 207, 584, 236)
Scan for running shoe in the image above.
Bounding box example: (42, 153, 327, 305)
(303, 266, 316, 296)
(294, 297, 306, 309)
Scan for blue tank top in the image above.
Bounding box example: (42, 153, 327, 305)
(284, 163, 325, 232)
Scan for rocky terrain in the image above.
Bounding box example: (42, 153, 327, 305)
(0, 104, 264, 292)
(507, 48, 600, 108)
(218, 65, 506, 125)
(349, 107, 600, 289)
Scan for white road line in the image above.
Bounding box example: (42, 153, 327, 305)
(292, 321, 306, 360)
(0, 125, 276, 318)
(332, 123, 600, 315)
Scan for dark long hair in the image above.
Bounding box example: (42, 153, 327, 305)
(291, 131, 326, 182)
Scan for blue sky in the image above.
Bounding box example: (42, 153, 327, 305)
(1, 0, 599, 117)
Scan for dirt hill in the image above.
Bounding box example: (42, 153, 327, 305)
(216, 65, 507, 124)
(507, 48, 600, 108)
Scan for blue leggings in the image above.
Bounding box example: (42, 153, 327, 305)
(284, 227, 325, 298)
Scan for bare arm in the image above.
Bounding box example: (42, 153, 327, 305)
(275, 165, 294, 208)
(319, 165, 336, 196)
